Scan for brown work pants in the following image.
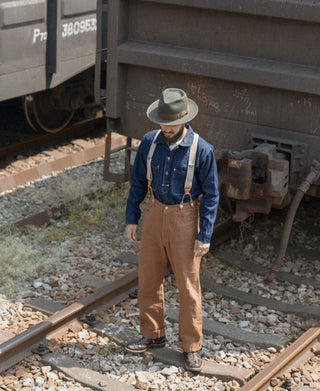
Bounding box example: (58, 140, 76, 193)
(138, 197, 202, 352)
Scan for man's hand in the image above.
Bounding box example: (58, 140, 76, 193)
(126, 224, 138, 243)
(194, 240, 210, 257)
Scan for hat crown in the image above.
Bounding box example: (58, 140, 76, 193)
(146, 87, 198, 125)
(159, 88, 188, 115)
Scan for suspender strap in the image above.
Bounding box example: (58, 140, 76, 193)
(146, 129, 161, 182)
(184, 132, 199, 191)
(180, 132, 199, 206)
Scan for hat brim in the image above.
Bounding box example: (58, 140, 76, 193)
(146, 97, 198, 125)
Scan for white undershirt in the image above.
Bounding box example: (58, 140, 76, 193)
(168, 137, 183, 151)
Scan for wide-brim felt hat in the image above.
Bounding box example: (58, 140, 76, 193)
(146, 88, 198, 125)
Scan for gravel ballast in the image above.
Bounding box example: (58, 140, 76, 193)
(0, 156, 319, 391)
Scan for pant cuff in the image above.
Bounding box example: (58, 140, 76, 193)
(179, 341, 202, 353)
(141, 327, 166, 339)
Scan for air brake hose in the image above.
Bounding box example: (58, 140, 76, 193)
(264, 160, 320, 284)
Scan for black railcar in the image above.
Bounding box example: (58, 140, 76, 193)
(95, 0, 320, 281)
(96, 0, 320, 218)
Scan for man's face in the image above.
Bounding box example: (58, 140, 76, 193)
(160, 124, 185, 144)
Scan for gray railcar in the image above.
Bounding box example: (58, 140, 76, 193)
(0, 0, 99, 132)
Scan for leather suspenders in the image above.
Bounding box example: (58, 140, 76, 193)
(146, 129, 161, 186)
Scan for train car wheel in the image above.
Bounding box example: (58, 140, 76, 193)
(23, 93, 74, 133)
(23, 96, 40, 132)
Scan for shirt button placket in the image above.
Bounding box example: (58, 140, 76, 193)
(162, 154, 172, 191)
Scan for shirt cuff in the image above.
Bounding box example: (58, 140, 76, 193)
(126, 216, 139, 225)
(196, 231, 212, 244)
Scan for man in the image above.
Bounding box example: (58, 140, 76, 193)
(125, 88, 219, 372)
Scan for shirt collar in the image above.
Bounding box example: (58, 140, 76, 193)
(154, 124, 194, 147)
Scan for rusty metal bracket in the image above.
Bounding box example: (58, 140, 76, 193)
(103, 117, 139, 183)
(251, 133, 307, 188)
(103, 131, 133, 183)
(216, 143, 290, 222)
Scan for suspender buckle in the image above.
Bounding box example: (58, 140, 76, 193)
(148, 180, 155, 201)
(180, 188, 194, 206)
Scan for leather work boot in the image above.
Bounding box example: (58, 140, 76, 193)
(183, 351, 203, 372)
(126, 336, 166, 353)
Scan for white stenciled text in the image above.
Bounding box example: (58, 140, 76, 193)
(32, 18, 97, 44)
(32, 28, 47, 43)
(61, 18, 97, 38)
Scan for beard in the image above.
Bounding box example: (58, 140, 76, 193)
(161, 124, 185, 145)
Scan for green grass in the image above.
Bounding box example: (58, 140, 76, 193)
(0, 227, 60, 298)
(0, 178, 133, 300)
(65, 181, 130, 233)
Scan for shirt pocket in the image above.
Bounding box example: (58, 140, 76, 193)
(172, 166, 187, 196)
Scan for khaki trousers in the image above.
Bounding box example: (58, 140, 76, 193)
(138, 197, 202, 352)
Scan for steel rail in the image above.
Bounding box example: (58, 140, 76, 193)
(0, 117, 106, 159)
(240, 327, 320, 391)
(0, 270, 138, 373)
(0, 128, 132, 195)
(0, 141, 105, 194)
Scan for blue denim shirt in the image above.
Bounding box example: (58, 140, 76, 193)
(126, 124, 219, 243)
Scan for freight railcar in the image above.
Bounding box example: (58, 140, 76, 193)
(96, 0, 320, 222)
(0, 0, 104, 132)
(96, 0, 320, 281)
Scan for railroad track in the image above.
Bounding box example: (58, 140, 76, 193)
(0, 117, 133, 195)
(0, 117, 106, 160)
(0, 270, 139, 374)
(0, 202, 319, 390)
(1, 249, 319, 389)
(0, 128, 319, 390)
(240, 326, 320, 391)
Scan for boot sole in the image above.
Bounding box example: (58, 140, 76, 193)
(185, 362, 203, 373)
(184, 354, 203, 373)
(125, 342, 166, 354)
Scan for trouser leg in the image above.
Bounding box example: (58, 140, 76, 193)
(166, 205, 202, 352)
(138, 202, 168, 339)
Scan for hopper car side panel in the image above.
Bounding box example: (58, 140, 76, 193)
(99, 0, 320, 218)
(0, 0, 97, 102)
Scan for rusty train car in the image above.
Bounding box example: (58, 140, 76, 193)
(0, 0, 104, 132)
(96, 0, 320, 226)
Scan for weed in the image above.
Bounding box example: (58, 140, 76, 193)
(28, 224, 72, 245)
(67, 200, 87, 222)
(104, 332, 115, 358)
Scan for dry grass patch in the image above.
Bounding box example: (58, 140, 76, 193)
(0, 179, 132, 300)
(0, 227, 60, 298)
